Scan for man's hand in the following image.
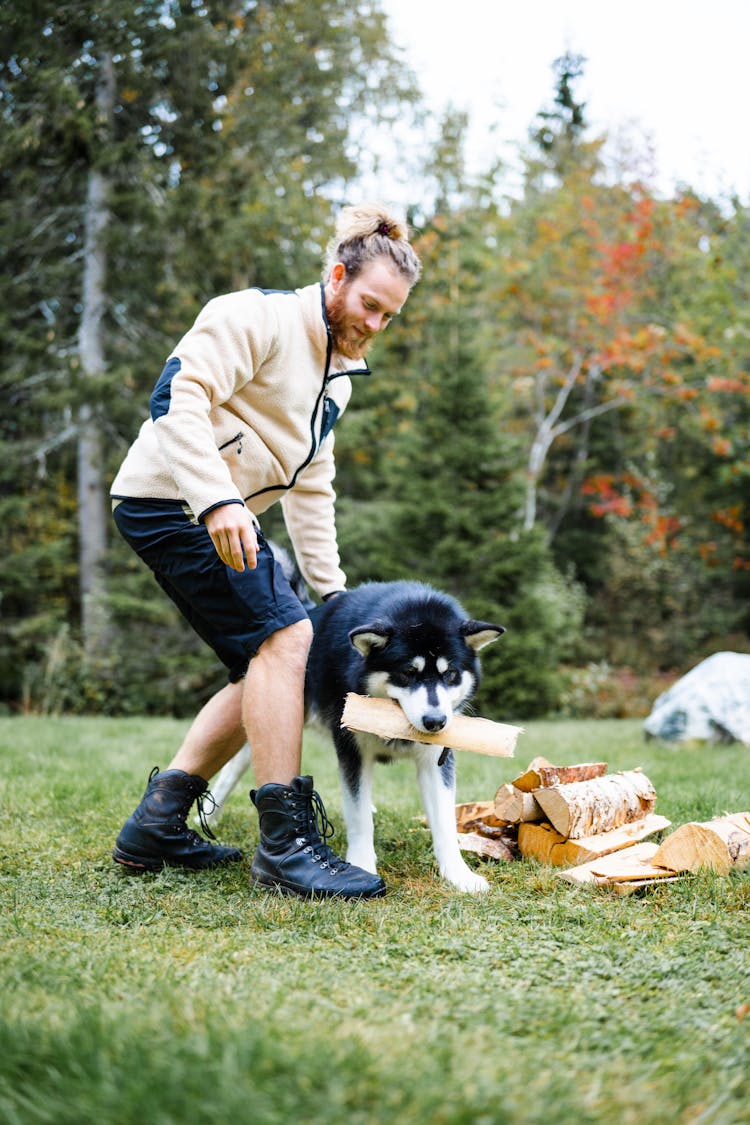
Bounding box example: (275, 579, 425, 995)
(204, 504, 258, 572)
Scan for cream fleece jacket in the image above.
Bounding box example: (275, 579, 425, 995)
(110, 282, 370, 597)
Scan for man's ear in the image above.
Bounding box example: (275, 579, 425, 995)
(349, 623, 391, 656)
(461, 621, 506, 652)
(329, 261, 346, 291)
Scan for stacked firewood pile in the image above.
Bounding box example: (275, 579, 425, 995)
(338, 694, 749, 892)
(456, 756, 750, 893)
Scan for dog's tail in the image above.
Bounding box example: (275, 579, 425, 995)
(268, 540, 316, 611)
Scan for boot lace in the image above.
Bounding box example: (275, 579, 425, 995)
(294, 787, 347, 875)
(192, 786, 219, 841)
(175, 776, 219, 842)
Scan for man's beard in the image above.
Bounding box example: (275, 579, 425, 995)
(326, 286, 373, 360)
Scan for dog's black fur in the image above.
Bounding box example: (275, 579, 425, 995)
(305, 581, 504, 891)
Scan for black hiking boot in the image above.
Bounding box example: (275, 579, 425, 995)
(250, 776, 386, 899)
(113, 767, 244, 872)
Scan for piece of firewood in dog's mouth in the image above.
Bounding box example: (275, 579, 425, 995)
(340, 693, 521, 759)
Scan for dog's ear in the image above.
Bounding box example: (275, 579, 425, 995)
(349, 623, 391, 656)
(461, 621, 506, 652)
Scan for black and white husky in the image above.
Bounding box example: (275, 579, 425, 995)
(207, 570, 505, 894)
(306, 582, 505, 893)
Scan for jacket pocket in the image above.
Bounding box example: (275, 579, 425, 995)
(218, 431, 244, 455)
(319, 398, 340, 445)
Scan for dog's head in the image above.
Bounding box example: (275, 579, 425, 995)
(349, 613, 504, 735)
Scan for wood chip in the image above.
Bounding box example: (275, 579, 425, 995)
(457, 831, 516, 862)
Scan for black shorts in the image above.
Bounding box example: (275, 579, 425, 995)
(113, 499, 309, 682)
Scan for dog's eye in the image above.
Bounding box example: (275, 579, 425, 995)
(390, 672, 410, 688)
(443, 669, 461, 686)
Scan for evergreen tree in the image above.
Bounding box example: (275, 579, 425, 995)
(526, 51, 599, 186)
(333, 117, 585, 717)
(0, 0, 419, 712)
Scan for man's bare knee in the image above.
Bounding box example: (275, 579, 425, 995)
(256, 618, 313, 671)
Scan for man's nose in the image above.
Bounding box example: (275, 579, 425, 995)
(365, 311, 385, 333)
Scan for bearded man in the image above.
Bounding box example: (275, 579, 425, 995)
(110, 204, 421, 899)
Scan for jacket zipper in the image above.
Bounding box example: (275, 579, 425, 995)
(219, 431, 244, 453)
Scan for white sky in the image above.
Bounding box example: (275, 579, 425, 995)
(379, 0, 750, 203)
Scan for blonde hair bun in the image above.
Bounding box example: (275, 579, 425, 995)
(324, 202, 421, 286)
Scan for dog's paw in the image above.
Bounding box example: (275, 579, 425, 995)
(346, 846, 378, 875)
(443, 865, 490, 894)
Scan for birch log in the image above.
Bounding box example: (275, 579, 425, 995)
(534, 770, 657, 839)
(652, 813, 750, 874)
(511, 761, 608, 793)
(494, 784, 544, 824)
(341, 694, 521, 757)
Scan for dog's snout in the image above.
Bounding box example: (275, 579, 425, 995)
(422, 713, 448, 734)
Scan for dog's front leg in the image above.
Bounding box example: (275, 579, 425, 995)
(200, 743, 253, 826)
(337, 739, 378, 875)
(415, 748, 490, 894)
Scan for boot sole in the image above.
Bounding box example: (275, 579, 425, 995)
(112, 846, 242, 873)
(251, 873, 386, 900)
(112, 847, 168, 873)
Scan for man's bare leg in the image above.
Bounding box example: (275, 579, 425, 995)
(167, 680, 246, 780)
(167, 617, 312, 786)
(242, 618, 313, 787)
(244, 619, 385, 898)
(112, 680, 246, 872)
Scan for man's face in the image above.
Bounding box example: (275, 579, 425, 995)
(324, 259, 411, 361)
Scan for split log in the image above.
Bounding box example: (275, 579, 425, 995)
(455, 801, 509, 835)
(608, 876, 683, 896)
(518, 814, 671, 867)
(494, 783, 544, 824)
(511, 760, 608, 793)
(557, 842, 678, 886)
(456, 800, 498, 829)
(534, 770, 657, 839)
(457, 831, 516, 862)
(341, 693, 521, 758)
(652, 812, 750, 874)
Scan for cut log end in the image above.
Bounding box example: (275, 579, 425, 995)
(652, 813, 750, 874)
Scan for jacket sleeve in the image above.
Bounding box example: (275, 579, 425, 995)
(281, 434, 347, 598)
(150, 291, 275, 521)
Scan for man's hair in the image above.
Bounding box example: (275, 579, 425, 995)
(323, 203, 422, 287)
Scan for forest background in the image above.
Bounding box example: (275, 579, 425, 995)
(2, 0, 749, 724)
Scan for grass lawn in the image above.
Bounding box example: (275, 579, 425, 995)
(1, 715, 748, 1124)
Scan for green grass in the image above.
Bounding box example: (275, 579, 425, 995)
(1, 716, 749, 1125)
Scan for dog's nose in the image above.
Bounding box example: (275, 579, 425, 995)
(422, 713, 448, 733)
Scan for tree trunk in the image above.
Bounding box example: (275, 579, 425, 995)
(78, 52, 115, 659)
